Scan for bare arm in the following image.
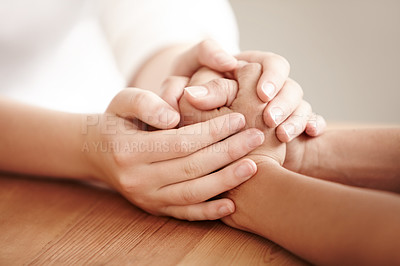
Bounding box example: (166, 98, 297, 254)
(286, 128, 400, 192)
(223, 159, 400, 265)
(0, 98, 91, 179)
(178, 64, 400, 264)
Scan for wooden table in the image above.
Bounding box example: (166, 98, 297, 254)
(0, 174, 305, 265)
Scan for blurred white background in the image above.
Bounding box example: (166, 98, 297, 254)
(229, 0, 400, 123)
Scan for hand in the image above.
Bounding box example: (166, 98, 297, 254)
(179, 63, 286, 165)
(84, 88, 264, 221)
(162, 49, 326, 142)
(173, 66, 325, 176)
(235, 51, 327, 139)
(162, 39, 237, 111)
(171, 39, 237, 78)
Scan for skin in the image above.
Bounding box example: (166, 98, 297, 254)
(284, 129, 400, 193)
(0, 93, 265, 221)
(0, 40, 323, 221)
(179, 63, 400, 265)
(0, 41, 263, 221)
(135, 40, 326, 142)
(179, 63, 286, 165)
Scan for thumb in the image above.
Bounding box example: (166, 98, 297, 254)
(172, 39, 237, 77)
(107, 88, 180, 129)
(179, 90, 232, 127)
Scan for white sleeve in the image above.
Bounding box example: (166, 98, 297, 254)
(100, 0, 240, 81)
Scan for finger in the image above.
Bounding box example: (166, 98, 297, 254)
(158, 159, 257, 206)
(276, 101, 312, 142)
(144, 113, 246, 162)
(160, 76, 189, 111)
(305, 113, 327, 137)
(264, 78, 303, 128)
(161, 198, 235, 221)
(228, 62, 267, 129)
(234, 62, 263, 99)
(188, 66, 224, 85)
(184, 78, 238, 110)
(155, 128, 264, 185)
(236, 51, 290, 102)
(107, 88, 180, 129)
(172, 39, 237, 77)
(179, 96, 231, 126)
(179, 68, 232, 125)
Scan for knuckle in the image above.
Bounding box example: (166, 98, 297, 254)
(182, 160, 203, 179)
(207, 78, 229, 91)
(181, 183, 198, 203)
(208, 117, 225, 139)
(112, 149, 132, 167)
(267, 53, 291, 71)
(242, 62, 262, 74)
(119, 174, 142, 194)
(129, 90, 150, 112)
(201, 206, 214, 220)
(226, 144, 243, 161)
(207, 79, 238, 106)
(289, 79, 304, 98)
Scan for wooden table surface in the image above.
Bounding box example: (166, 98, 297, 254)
(0, 174, 305, 265)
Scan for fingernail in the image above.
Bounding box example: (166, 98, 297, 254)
(247, 130, 265, 148)
(158, 108, 179, 126)
(185, 86, 208, 98)
(270, 107, 284, 126)
(214, 52, 235, 66)
(306, 121, 318, 136)
(234, 161, 256, 180)
(262, 81, 275, 99)
(229, 113, 246, 131)
(283, 123, 295, 139)
(218, 205, 234, 216)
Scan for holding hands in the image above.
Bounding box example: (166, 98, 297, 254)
(85, 88, 263, 221)
(164, 40, 326, 143)
(86, 40, 326, 221)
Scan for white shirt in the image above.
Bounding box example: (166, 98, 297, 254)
(0, 0, 239, 113)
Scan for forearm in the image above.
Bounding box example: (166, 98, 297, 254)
(302, 128, 400, 191)
(228, 160, 400, 265)
(0, 98, 92, 179)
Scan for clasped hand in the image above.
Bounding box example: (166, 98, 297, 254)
(85, 41, 326, 221)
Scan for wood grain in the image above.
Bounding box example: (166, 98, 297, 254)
(0, 174, 306, 265)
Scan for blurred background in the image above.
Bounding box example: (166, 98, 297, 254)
(229, 0, 400, 123)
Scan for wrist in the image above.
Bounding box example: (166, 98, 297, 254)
(247, 128, 287, 166)
(283, 134, 327, 178)
(222, 160, 287, 236)
(299, 136, 323, 177)
(80, 113, 106, 182)
(295, 131, 347, 182)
